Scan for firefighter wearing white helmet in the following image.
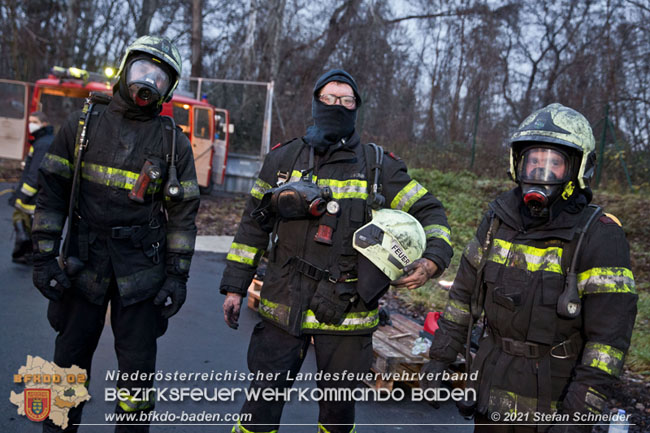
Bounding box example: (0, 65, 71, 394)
(424, 103, 637, 432)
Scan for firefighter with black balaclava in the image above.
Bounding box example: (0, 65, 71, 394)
(9, 111, 54, 264)
(423, 103, 637, 432)
(219, 69, 454, 433)
(31, 36, 199, 433)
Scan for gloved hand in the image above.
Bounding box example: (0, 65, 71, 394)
(33, 256, 71, 301)
(309, 281, 355, 325)
(154, 277, 187, 319)
(223, 293, 243, 329)
(391, 258, 438, 289)
(418, 360, 449, 409)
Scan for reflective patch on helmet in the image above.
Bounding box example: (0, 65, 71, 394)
(41, 153, 73, 179)
(582, 342, 624, 377)
(443, 299, 471, 326)
(226, 242, 264, 267)
(489, 239, 563, 273)
(302, 309, 379, 332)
(577, 267, 635, 296)
(561, 181, 575, 200)
(251, 178, 272, 200)
(391, 180, 428, 212)
(424, 224, 451, 246)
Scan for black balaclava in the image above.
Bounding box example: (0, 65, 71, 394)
(113, 53, 171, 120)
(304, 69, 362, 153)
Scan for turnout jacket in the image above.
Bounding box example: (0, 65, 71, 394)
(12, 126, 54, 215)
(32, 94, 199, 306)
(430, 188, 637, 426)
(220, 133, 453, 336)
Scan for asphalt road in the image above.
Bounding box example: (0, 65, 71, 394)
(0, 183, 471, 432)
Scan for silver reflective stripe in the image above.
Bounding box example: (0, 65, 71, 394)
(577, 267, 635, 296)
(391, 180, 427, 212)
(424, 224, 451, 246)
(20, 182, 38, 197)
(181, 180, 199, 200)
(167, 231, 196, 253)
(489, 239, 563, 274)
(250, 178, 272, 200)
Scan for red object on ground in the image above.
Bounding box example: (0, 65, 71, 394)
(423, 312, 441, 335)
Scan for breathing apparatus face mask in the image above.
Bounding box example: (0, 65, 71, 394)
(126, 59, 171, 107)
(517, 147, 571, 216)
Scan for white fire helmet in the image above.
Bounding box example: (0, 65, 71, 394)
(353, 209, 426, 280)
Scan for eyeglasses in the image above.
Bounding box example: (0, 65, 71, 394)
(319, 94, 356, 109)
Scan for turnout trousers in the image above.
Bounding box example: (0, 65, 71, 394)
(43, 277, 167, 433)
(237, 321, 374, 433)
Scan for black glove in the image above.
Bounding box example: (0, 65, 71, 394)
(309, 281, 355, 325)
(419, 360, 449, 409)
(154, 277, 187, 319)
(33, 256, 71, 301)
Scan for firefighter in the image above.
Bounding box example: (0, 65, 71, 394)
(220, 69, 454, 433)
(423, 103, 637, 432)
(31, 36, 199, 432)
(9, 111, 54, 264)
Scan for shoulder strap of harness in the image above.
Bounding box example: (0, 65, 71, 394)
(361, 143, 386, 222)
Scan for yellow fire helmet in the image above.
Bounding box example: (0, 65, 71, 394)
(353, 209, 426, 280)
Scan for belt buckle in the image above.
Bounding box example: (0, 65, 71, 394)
(550, 340, 572, 359)
(111, 226, 124, 238)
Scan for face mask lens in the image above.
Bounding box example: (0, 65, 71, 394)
(518, 148, 569, 183)
(126, 59, 171, 95)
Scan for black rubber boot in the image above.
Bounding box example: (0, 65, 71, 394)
(12, 220, 32, 264)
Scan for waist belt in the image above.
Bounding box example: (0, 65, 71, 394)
(289, 257, 355, 283)
(494, 333, 580, 359)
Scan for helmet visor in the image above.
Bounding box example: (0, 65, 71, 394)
(518, 147, 570, 184)
(126, 59, 171, 94)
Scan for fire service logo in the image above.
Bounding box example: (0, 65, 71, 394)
(25, 389, 51, 422)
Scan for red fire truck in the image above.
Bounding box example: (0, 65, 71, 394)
(0, 67, 231, 194)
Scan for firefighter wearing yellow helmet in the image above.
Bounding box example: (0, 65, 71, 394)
(424, 103, 637, 432)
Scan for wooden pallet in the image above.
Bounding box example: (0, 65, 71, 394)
(247, 279, 262, 311)
(365, 313, 429, 391)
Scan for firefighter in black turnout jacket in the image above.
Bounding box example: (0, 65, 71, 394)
(10, 111, 54, 264)
(32, 36, 199, 432)
(220, 69, 453, 433)
(424, 104, 637, 432)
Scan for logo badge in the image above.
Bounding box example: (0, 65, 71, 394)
(25, 389, 51, 422)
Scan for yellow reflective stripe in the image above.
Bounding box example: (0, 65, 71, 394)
(41, 153, 73, 178)
(489, 239, 563, 273)
(21, 182, 38, 196)
(443, 299, 471, 326)
(585, 387, 607, 414)
(488, 387, 558, 415)
(302, 309, 379, 332)
(167, 231, 196, 253)
(288, 170, 307, 183)
(33, 211, 65, 233)
(317, 178, 368, 200)
(232, 420, 277, 433)
(81, 162, 162, 193)
(250, 178, 272, 200)
(15, 198, 36, 214)
(28, 146, 34, 157)
(463, 236, 483, 269)
(318, 423, 356, 433)
(582, 342, 624, 377)
(424, 224, 451, 246)
(37, 239, 55, 253)
(181, 180, 199, 199)
(391, 180, 427, 212)
(116, 387, 154, 413)
(577, 267, 635, 296)
(259, 297, 291, 326)
(226, 242, 264, 266)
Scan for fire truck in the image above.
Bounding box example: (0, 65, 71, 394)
(0, 67, 232, 194)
